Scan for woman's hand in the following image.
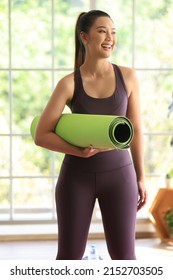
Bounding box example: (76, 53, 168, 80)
(137, 180, 147, 211)
(79, 145, 113, 158)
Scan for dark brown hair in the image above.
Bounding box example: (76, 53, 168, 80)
(74, 10, 112, 70)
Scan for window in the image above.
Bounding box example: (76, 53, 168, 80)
(0, 0, 89, 221)
(0, 0, 173, 223)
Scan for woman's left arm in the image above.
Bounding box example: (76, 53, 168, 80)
(121, 67, 147, 211)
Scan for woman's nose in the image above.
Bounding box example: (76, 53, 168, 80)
(106, 32, 112, 41)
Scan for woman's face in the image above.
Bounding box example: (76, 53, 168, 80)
(81, 16, 116, 59)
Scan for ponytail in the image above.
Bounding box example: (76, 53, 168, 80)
(74, 10, 111, 71)
(74, 12, 86, 71)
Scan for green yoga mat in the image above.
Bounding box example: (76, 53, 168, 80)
(30, 114, 134, 150)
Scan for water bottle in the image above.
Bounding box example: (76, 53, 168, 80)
(89, 244, 99, 260)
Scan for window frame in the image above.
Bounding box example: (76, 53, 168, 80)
(0, 0, 172, 225)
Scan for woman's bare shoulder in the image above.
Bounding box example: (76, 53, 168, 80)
(118, 65, 136, 79)
(117, 65, 138, 97)
(57, 72, 75, 89)
(53, 71, 75, 102)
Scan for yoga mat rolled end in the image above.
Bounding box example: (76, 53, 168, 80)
(109, 117, 133, 149)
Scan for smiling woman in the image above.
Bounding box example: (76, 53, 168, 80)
(1, 0, 173, 261)
(80, 17, 116, 58)
(74, 14, 117, 99)
(34, 9, 146, 260)
(75, 11, 116, 69)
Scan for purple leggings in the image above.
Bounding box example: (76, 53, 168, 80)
(55, 162, 138, 260)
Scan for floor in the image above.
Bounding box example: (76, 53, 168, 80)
(0, 238, 173, 260)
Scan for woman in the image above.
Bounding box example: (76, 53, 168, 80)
(34, 10, 147, 260)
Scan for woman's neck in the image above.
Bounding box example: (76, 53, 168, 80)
(80, 59, 112, 77)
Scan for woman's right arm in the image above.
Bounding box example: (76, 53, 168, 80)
(34, 74, 103, 158)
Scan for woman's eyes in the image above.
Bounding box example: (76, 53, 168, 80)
(98, 29, 116, 35)
(98, 29, 106, 33)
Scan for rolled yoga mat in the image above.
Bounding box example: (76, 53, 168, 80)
(30, 114, 134, 150)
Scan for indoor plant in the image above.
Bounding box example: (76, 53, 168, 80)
(163, 208, 173, 238)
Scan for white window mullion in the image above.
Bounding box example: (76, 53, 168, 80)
(51, 0, 56, 220)
(8, 0, 13, 221)
(132, 0, 136, 68)
(90, 0, 96, 10)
